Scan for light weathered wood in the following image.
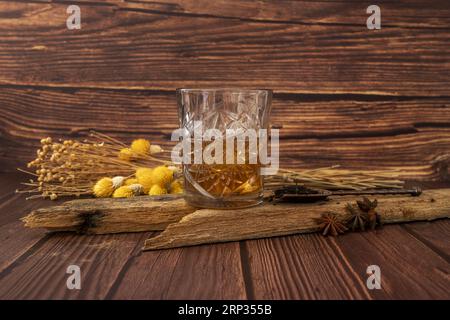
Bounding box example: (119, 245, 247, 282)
(143, 189, 450, 250)
(22, 196, 194, 234)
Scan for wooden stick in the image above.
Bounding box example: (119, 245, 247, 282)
(143, 189, 450, 250)
(22, 195, 194, 234)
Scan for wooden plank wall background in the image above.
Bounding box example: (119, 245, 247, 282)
(0, 0, 449, 180)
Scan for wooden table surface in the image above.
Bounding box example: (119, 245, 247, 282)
(0, 0, 449, 300)
(0, 172, 448, 300)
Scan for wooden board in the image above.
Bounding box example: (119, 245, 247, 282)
(23, 196, 193, 234)
(143, 189, 450, 249)
(0, 1, 449, 95)
(110, 240, 247, 299)
(245, 225, 450, 299)
(0, 232, 147, 299)
(332, 226, 450, 299)
(21, 188, 450, 249)
(0, 173, 449, 299)
(0, 0, 449, 300)
(242, 235, 372, 299)
(0, 0, 449, 178)
(1, 87, 450, 180)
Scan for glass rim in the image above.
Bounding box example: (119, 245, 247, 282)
(176, 88, 272, 95)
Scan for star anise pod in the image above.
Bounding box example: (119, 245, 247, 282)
(357, 197, 378, 212)
(316, 212, 348, 236)
(357, 197, 381, 230)
(345, 203, 367, 231)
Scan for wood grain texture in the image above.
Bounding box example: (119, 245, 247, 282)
(245, 224, 450, 299)
(0, 173, 53, 273)
(245, 234, 370, 300)
(0, 173, 449, 299)
(331, 224, 450, 299)
(23, 196, 193, 233)
(1, 87, 449, 178)
(404, 220, 450, 260)
(0, 232, 147, 299)
(0, 1, 449, 96)
(112, 0, 450, 28)
(143, 189, 450, 250)
(241, 235, 372, 299)
(110, 241, 247, 299)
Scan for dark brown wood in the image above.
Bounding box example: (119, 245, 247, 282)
(0, 0, 449, 299)
(110, 241, 247, 299)
(113, 0, 450, 28)
(0, 173, 449, 299)
(0, 173, 54, 273)
(0, 231, 147, 299)
(331, 224, 450, 299)
(1, 87, 450, 179)
(404, 220, 450, 260)
(242, 235, 372, 299)
(0, 1, 448, 95)
(245, 223, 450, 299)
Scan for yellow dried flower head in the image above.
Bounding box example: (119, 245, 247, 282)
(113, 186, 135, 198)
(136, 167, 154, 193)
(150, 166, 174, 187)
(93, 177, 114, 198)
(149, 184, 167, 196)
(131, 139, 151, 155)
(93, 176, 124, 198)
(124, 178, 139, 186)
(169, 180, 184, 194)
(118, 148, 134, 161)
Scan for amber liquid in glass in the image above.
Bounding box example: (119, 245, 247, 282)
(183, 142, 263, 208)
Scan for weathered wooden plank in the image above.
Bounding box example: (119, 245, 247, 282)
(21, 189, 450, 240)
(404, 220, 450, 260)
(331, 225, 450, 299)
(143, 189, 450, 250)
(23, 196, 193, 234)
(242, 235, 371, 299)
(1, 87, 449, 178)
(0, 2, 449, 95)
(110, 241, 247, 299)
(0, 232, 147, 299)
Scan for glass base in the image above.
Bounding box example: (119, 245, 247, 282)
(184, 193, 263, 209)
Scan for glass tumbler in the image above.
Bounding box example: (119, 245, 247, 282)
(176, 88, 272, 209)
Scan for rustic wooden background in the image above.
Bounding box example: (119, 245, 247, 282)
(0, 0, 449, 300)
(0, 0, 449, 178)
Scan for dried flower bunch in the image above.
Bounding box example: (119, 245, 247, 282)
(18, 131, 405, 201)
(316, 197, 382, 236)
(17, 131, 180, 200)
(92, 165, 184, 198)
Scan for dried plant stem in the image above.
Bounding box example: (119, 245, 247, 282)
(265, 166, 404, 190)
